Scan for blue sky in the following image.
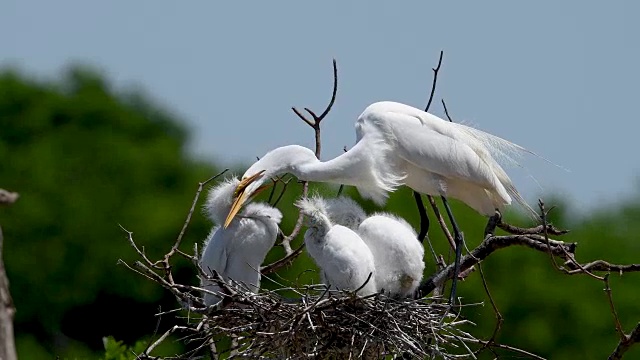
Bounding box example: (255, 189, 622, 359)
(2, 0, 639, 214)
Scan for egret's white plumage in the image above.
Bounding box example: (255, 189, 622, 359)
(199, 177, 282, 306)
(226, 101, 540, 227)
(296, 196, 377, 296)
(325, 196, 425, 297)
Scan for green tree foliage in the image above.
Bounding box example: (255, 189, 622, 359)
(102, 336, 147, 360)
(1, 66, 639, 359)
(0, 66, 217, 358)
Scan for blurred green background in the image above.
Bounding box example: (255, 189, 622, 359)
(1, 66, 639, 359)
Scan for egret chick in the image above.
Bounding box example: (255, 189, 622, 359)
(199, 177, 282, 306)
(296, 196, 377, 296)
(326, 196, 425, 297)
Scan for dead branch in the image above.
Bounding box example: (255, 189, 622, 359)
(497, 221, 568, 236)
(564, 260, 640, 274)
(263, 59, 338, 264)
(416, 234, 577, 297)
(0, 189, 18, 360)
(157, 169, 229, 273)
(291, 58, 338, 159)
(609, 322, 640, 360)
(415, 50, 444, 245)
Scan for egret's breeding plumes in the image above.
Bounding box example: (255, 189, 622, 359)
(226, 101, 541, 228)
(326, 196, 425, 297)
(199, 177, 282, 306)
(296, 196, 377, 296)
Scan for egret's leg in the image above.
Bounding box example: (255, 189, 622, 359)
(413, 191, 430, 242)
(484, 210, 502, 237)
(440, 196, 464, 305)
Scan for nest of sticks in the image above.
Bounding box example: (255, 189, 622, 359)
(189, 271, 478, 359)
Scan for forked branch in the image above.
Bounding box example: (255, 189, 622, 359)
(264, 59, 338, 268)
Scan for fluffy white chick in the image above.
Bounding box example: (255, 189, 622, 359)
(296, 196, 377, 296)
(199, 177, 282, 306)
(325, 196, 425, 297)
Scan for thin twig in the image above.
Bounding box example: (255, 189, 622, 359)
(564, 260, 640, 274)
(415, 50, 445, 246)
(417, 234, 577, 296)
(425, 50, 444, 114)
(427, 195, 456, 251)
(477, 259, 503, 349)
(604, 274, 625, 340)
(539, 200, 603, 280)
(159, 169, 229, 268)
(261, 242, 306, 275)
(279, 59, 339, 258)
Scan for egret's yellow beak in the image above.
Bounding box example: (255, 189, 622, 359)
(224, 170, 266, 228)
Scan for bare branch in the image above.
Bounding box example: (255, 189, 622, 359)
(498, 221, 569, 236)
(276, 59, 339, 261)
(161, 169, 229, 266)
(415, 50, 445, 248)
(425, 50, 444, 114)
(416, 234, 577, 297)
(262, 242, 306, 275)
(608, 323, 640, 360)
(427, 195, 455, 251)
(604, 274, 625, 341)
(565, 260, 640, 274)
(477, 262, 503, 350)
(0, 190, 18, 360)
(441, 98, 454, 122)
(291, 58, 338, 157)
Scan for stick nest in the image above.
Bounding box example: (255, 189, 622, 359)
(175, 272, 479, 359)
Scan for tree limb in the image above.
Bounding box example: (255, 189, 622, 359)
(416, 234, 577, 296)
(0, 189, 18, 360)
(608, 322, 640, 360)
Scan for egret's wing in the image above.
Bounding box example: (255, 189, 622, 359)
(201, 227, 230, 278)
(383, 111, 510, 199)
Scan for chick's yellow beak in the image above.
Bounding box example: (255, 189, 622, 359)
(224, 170, 266, 228)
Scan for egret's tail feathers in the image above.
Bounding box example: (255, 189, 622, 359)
(460, 125, 568, 172)
(204, 176, 240, 225)
(295, 195, 333, 232)
(504, 182, 538, 220)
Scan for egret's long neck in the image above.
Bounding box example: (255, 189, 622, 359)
(294, 142, 370, 187)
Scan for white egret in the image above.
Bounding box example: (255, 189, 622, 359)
(325, 196, 425, 297)
(226, 101, 539, 228)
(225, 100, 548, 303)
(199, 177, 282, 306)
(296, 196, 377, 296)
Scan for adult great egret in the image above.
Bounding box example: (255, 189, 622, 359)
(296, 196, 377, 296)
(199, 177, 282, 306)
(225, 100, 538, 228)
(325, 196, 425, 298)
